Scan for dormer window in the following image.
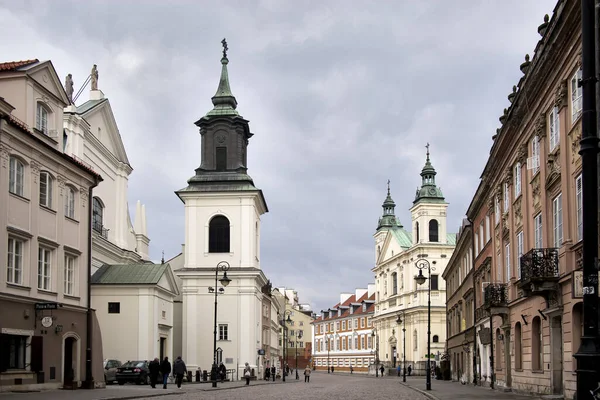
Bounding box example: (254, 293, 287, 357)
(36, 103, 49, 135)
(337, 309, 341, 317)
(362, 303, 366, 312)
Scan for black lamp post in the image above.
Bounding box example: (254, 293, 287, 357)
(209, 261, 231, 388)
(396, 313, 406, 383)
(415, 256, 436, 391)
(372, 328, 379, 377)
(280, 311, 292, 382)
(326, 334, 330, 373)
(295, 331, 303, 379)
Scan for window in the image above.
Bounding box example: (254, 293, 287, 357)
(367, 335, 372, 349)
(553, 193, 563, 248)
(494, 196, 500, 225)
(514, 163, 521, 197)
(361, 336, 365, 349)
(37, 247, 51, 291)
(503, 182, 509, 211)
(415, 221, 420, 243)
(429, 219, 439, 242)
(485, 215, 491, 242)
(576, 174, 583, 242)
(431, 275, 439, 290)
(36, 103, 48, 134)
(505, 243, 511, 281)
(479, 222, 484, 251)
(209, 215, 230, 253)
(515, 322, 522, 369)
(342, 321, 346, 330)
(108, 302, 120, 313)
(218, 324, 228, 340)
(391, 272, 397, 295)
(216, 147, 227, 171)
(517, 231, 524, 279)
(571, 69, 583, 121)
(432, 335, 439, 343)
(7, 238, 23, 285)
(64, 255, 75, 295)
(9, 157, 24, 196)
(39, 172, 52, 208)
(549, 106, 560, 151)
(0, 334, 27, 370)
(532, 316, 542, 370)
(65, 187, 75, 219)
(474, 232, 479, 255)
(92, 197, 104, 232)
(531, 135, 540, 174)
(354, 336, 358, 349)
(534, 213, 543, 249)
(354, 319, 358, 329)
(360, 318, 365, 328)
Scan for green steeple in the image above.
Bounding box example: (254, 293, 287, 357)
(413, 143, 445, 204)
(377, 180, 403, 230)
(205, 38, 239, 118)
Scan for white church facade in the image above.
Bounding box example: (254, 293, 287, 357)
(372, 148, 456, 375)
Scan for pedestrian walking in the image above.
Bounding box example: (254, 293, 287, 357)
(331, 366, 334, 373)
(244, 362, 251, 385)
(379, 365, 385, 377)
(173, 356, 187, 389)
(304, 365, 311, 383)
(160, 357, 172, 389)
(219, 362, 226, 382)
(271, 366, 276, 381)
(407, 365, 412, 376)
(148, 358, 160, 388)
(397, 365, 401, 377)
(350, 365, 354, 374)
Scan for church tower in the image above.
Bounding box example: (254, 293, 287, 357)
(175, 40, 269, 376)
(409, 144, 448, 245)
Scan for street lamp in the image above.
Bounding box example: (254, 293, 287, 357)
(371, 328, 379, 377)
(325, 333, 331, 373)
(396, 312, 406, 383)
(415, 256, 436, 391)
(280, 311, 292, 382)
(209, 261, 231, 388)
(295, 331, 303, 379)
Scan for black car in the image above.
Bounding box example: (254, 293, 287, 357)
(116, 360, 150, 385)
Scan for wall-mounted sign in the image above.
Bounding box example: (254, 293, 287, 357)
(35, 302, 58, 310)
(257, 349, 265, 356)
(41, 316, 53, 328)
(573, 270, 583, 299)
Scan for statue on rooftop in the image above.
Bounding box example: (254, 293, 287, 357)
(65, 74, 74, 103)
(90, 64, 99, 90)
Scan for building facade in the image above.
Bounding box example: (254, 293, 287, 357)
(469, 2, 584, 397)
(312, 287, 376, 373)
(372, 151, 455, 375)
(442, 219, 474, 382)
(0, 60, 104, 390)
(174, 45, 270, 379)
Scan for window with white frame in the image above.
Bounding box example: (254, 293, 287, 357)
(9, 157, 24, 196)
(65, 187, 75, 219)
(495, 196, 500, 225)
(36, 103, 48, 134)
(549, 106, 560, 151)
(354, 336, 358, 349)
(479, 223, 484, 250)
(553, 193, 563, 248)
(503, 182, 509, 211)
(64, 255, 75, 295)
(7, 237, 23, 285)
(37, 247, 51, 290)
(514, 163, 521, 197)
(342, 321, 346, 330)
(517, 231, 524, 279)
(39, 171, 52, 208)
(485, 215, 491, 242)
(534, 213, 543, 249)
(218, 324, 228, 340)
(354, 319, 358, 329)
(505, 242, 511, 281)
(367, 335, 372, 349)
(576, 174, 583, 242)
(474, 232, 479, 255)
(571, 69, 583, 122)
(361, 336, 365, 349)
(531, 135, 540, 174)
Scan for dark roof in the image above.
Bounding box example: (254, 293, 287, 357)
(312, 292, 375, 323)
(0, 59, 39, 72)
(91, 263, 170, 285)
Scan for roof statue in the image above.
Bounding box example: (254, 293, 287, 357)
(221, 37, 228, 58)
(65, 73, 74, 103)
(91, 64, 98, 91)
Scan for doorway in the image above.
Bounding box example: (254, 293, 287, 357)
(160, 337, 166, 361)
(63, 337, 75, 387)
(551, 316, 563, 394)
(392, 346, 397, 368)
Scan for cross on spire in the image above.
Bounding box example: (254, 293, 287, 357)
(221, 38, 228, 58)
(426, 142, 430, 161)
(387, 179, 390, 195)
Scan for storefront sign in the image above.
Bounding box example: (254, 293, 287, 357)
(35, 302, 58, 310)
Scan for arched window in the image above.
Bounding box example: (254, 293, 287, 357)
(65, 187, 76, 219)
(9, 157, 24, 196)
(532, 316, 542, 370)
(36, 102, 49, 134)
(495, 328, 502, 370)
(391, 272, 398, 295)
(92, 197, 104, 232)
(432, 335, 439, 343)
(572, 302, 583, 371)
(415, 221, 420, 243)
(429, 219, 439, 242)
(514, 322, 522, 369)
(209, 215, 230, 253)
(39, 171, 53, 208)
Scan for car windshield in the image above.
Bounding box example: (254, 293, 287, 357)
(122, 361, 145, 368)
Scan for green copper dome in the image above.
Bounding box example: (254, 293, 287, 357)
(377, 181, 403, 230)
(205, 41, 240, 118)
(413, 144, 445, 204)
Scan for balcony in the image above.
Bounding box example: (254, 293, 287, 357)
(475, 306, 489, 323)
(518, 248, 561, 307)
(92, 223, 109, 239)
(483, 283, 508, 311)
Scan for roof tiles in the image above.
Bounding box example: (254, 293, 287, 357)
(0, 59, 39, 72)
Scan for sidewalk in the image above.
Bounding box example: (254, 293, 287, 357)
(400, 376, 545, 400)
(0, 378, 299, 400)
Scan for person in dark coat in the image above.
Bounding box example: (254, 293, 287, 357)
(407, 365, 412, 376)
(271, 366, 276, 381)
(160, 357, 172, 389)
(148, 358, 160, 388)
(219, 363, 226, 382)
(173, 356, 187, 388)
(379, 365, 385, 377)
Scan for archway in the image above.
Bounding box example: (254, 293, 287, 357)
(62, 333, 81, 388)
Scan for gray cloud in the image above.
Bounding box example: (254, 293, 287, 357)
(0, 0, 556, 311)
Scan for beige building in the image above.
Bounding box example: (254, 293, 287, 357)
(277, 288, 314, 373)
(0, 59, 104, 390)
(467, 2, 585, 397)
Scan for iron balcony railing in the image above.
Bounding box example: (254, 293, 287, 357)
(483, 283, 508, 309)
(92, 222, 109, 239)
(475, 305, 489, 323)
(519, 248, 559, 282)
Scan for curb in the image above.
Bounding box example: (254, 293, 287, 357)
(400, 382, 441, 400)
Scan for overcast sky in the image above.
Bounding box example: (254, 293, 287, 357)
(0, 0, 556, 312)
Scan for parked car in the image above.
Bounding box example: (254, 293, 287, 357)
(116, 361, 150, 385)
(103, 359, 122, 384)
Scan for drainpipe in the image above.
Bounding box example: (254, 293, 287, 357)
(83, 177, 100, 389)
(467, 217, 477, 386)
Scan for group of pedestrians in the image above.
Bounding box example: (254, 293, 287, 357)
(148, 356, 188, 389)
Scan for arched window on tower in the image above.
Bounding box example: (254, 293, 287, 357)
(209, 215, 230, 253)
(415, 221, 420, 243)
(429, 219, 439, 242)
